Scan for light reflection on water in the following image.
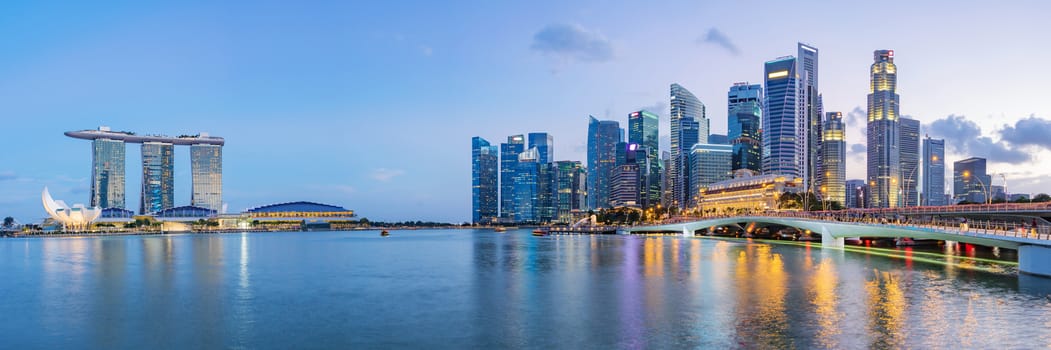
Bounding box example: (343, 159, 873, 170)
(1, 230, 1050, 349)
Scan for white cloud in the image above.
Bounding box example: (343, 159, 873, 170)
(371, 168, 405, 182)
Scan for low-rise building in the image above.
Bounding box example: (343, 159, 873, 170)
(698, 173, 803, 214)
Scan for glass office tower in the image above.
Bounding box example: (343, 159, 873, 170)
(670, 83, 706, 209)
(91, 138, 126, 209)
(820, 112, 846, 206)
(140, 142, 174, 214)
(763, 56, 800, 177)
(553, 161, 586, 223)
(728, 83, 762, 173)
(472, 137, 499, 224)
(900, 117, 921, 206)
(527, 132, 554, 165)
(798, 43, 822, 196)
(512, 147, 540, 222)
(688, 143, 732, 208)
(628, 110, 660, 208)
(954, 157, 990, 204)
(191, 143, 223, 212)
(500, 134, 526, 219)
(922, 137, 945, 206)
(867, 49, 901, 208)
(587, 117, 620, 210)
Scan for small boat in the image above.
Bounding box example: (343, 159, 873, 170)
(532, 229, 547, 236)
(380, 230, 390, 237)
(494, 227, 506, 232)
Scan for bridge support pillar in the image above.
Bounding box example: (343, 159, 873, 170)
(682, 226, 692, 237)
(1019, 245, 1051, 277)
(820, 225, 843, 248)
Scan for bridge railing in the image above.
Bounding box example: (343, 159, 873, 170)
(661, 212, 1051, 241)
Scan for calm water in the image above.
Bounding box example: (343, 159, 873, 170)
(3, 230, 1051, 349)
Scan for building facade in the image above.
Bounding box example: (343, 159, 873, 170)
(472, 137, 499, 224)
(500, 134, 526, 219)
(190, 143, 223, 212)
(140, 142, 174, 214)
(728, 83, 763, 174)
(527, 132, 554, 165)
(820, 112, 846, 206)
(953, 157, 991, 204)
(670, 83, 707, 210)
(698, 174, 803, 214)
(845, 179, 868, 209)
(609, 164, 640, 208)
(922, 136, 946, 206)
(628, 110, 661, 208)
(512, 147, 540, 222)
(763, 56, 800, 177)
(586, 116, 621, 210)
(867, 49, 901, 208)
(91, 138, 126, 209)
(688, 144, 733, 208)
(900, 117, 921, 207)
(553, 161, 586, 223)
(798, 43, 822, 197)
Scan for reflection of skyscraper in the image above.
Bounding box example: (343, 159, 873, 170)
(763, 56, 800, 177)
(141, 142, 174, 214)
(922, 136, 945, 206)
(900, 117, 920, 207)
(867, 49, 900, 208)
(587, 117, 620, 210)
(820, 112, 845, 206)
(191, 143, 223, 212)
(670, 84, 706, 209)
(472, 137, 499, 224)
(629, 110, 660, 208)
(728, 83, 762, 173)
(500, 135, 525, 219)
(92, 138, 126, 209)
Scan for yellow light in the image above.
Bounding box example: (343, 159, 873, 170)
(767, 70, 789, 79)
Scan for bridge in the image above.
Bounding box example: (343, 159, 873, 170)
(627, 211, 1051, 277)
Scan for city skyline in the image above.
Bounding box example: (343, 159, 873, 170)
(3, 1, 1051, 223)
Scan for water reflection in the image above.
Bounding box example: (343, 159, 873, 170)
(3, 231, 1051, 349)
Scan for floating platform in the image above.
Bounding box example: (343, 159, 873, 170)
(545, 226, 619, 235)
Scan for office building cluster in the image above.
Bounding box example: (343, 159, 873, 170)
(471, 42, 1014, 223)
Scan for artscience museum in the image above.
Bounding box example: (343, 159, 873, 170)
(42, 187, 101, 230)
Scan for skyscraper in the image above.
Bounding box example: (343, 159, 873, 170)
(798, 43, 822, 197)
(688, 144, 732, 208)
(500, 134, 525, 219)
(845, 179, 868, 209)
(670, 83, 707, 210)
(728, 83, 762, 173)
(922, 136, 946, 206)
(586, 117, 620, 210)
(867, 49, 901, 208)
(190, 143, 223, 212)
(820, 112, 845, 206)
(900, 117, 921, 206)
(552, 161, 586, 223)
(140, 142, 174, 214)
(528, 132, 554, 164)
(763, 56, 800, 177)
(707, 134, 729, 145)
(513, 147, 540, 222)
(953, 157, 990, 204)
(536, 163, 555, 223)
(629, 110, 660, 208)
(92, 138, 126, 209)
(472, 137, 499, 224)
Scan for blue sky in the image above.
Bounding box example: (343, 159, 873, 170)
(2, 0, 1051, 223)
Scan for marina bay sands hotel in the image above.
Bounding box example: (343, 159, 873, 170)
(65, 127, 224, 214)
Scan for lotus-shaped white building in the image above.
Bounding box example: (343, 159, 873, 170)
(42, 187, 102, 230)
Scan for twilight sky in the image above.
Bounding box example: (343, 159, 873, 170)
(2, 0, 1051, 223)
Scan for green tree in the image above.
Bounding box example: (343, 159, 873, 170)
(1033, 193, 1051, 203)
(2, 216, 14, 228)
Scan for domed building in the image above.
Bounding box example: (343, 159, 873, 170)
(42, 187, 102, 230)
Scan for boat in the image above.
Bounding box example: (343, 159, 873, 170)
(494, 227, 506, 232)
(532, 229, 547, 236)
(380, 230, 390, 237)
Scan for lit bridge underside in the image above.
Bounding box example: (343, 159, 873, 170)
(627, 216, 1051, 277)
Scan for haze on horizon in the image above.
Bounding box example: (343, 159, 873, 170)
(1, 0, 1050, 223)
